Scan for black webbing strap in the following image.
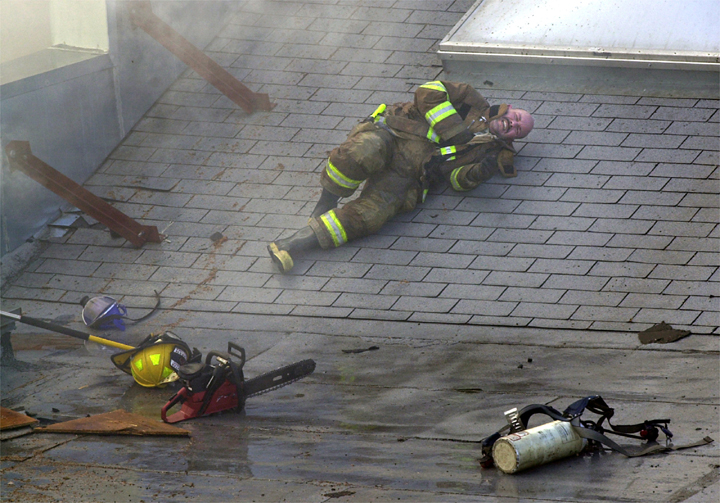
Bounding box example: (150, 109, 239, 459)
(575, 427, 714, 457)
(518, 403, 567, 428)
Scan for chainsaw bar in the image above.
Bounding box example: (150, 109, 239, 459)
(243, 359, 316, 398)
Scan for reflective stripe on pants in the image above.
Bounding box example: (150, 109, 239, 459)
(320, 210, 348, 247)
(325, 159, 362, 191)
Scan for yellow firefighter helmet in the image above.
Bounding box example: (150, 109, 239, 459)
(111, 332, 195, 387)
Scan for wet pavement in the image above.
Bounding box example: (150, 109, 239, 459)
(1, 0, 718, 501)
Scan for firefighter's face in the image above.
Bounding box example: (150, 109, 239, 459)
(489, 106, 534, 140)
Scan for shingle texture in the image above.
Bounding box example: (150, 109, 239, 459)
(2, 0, 717, 337)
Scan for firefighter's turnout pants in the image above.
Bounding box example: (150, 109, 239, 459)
(308, 121, 504, 250)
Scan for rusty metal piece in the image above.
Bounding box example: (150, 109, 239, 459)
(128, 1, 275, 114)
(4, 141, 163, 248)
(35, 409, 189, 436)
(0, 407, 38, 431)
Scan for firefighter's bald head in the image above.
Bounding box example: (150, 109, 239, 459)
(488, 106, 534, 141)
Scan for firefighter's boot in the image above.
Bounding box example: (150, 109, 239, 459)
(267, 226, 319, 273)
(309, 189, 341, 220)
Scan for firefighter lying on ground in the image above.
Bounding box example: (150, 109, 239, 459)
(267, 80, 535, 273)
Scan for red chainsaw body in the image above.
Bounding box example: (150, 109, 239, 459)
(159, 342, 315, 424)
(162, 380, 240, 423)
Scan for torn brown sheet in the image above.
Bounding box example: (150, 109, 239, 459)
(639, 322, 691, 344)
(35, 409, 189, 436)
(0, 407, 39, 431)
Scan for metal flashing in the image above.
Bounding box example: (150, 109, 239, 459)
(439, 0, 719, 70)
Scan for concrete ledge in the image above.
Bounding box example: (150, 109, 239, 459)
(442, 58, 720, 98)
(0, 48, 111, 97)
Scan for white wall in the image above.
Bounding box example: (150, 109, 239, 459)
(50, 0, 109, 51)
(0, 1, 53, 63)
(0, 0, 108, 66)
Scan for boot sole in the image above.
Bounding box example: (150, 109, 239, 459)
(267, 243, 293, 273)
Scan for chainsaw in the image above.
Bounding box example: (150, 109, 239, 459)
(161, 342, 315, 423)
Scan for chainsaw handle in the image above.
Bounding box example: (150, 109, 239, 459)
(204, 343, 246, 368)
(161, 387, 189, 423)
(228, 342, 246, 368)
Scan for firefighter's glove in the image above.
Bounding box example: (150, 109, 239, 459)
(441, 128, 473, 147)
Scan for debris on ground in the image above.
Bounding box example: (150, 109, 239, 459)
(323, 489, 356, 498)
(0, 407, 39, 439)
(342, 346, 379, 354)
(35, 409, 190, 436)
(639, 322, 691, 344)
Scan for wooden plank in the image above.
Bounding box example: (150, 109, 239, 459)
(35, 410, 189, 436)
(0, 407, 38, 431)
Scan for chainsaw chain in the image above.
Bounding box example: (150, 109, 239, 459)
(243, 359, 316, 398)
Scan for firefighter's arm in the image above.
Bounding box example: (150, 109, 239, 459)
(496, 148, 516, 178)
(415, 82, 470, 143)
(443, 81, 490, 112)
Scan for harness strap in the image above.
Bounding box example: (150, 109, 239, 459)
(518, 403, 566, 428)
(576, 427, 714, 457)
(372, 117, 400, 137)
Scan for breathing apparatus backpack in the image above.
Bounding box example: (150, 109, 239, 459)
(480, 395, 713, 474)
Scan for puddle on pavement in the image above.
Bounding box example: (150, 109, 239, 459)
(44, 436, 191, 472)
(118, 382, 183, 420)
(7, 333, 83, 352)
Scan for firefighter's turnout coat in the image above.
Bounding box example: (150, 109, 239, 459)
(309, 81, 517, 249)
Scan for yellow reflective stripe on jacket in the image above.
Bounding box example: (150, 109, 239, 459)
(325, 159, 362, 190)
(440, 146, 457, 161)
(450, 166, 469, 192)
(426, 124, 440, 143)
(425, 102, 457, 130)
(320, 210, 347, 247)
(420, 81, 446, 93)
(420, 81, 457, 143)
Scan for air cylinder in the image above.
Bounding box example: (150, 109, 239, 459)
(492, 420, 586, 474)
